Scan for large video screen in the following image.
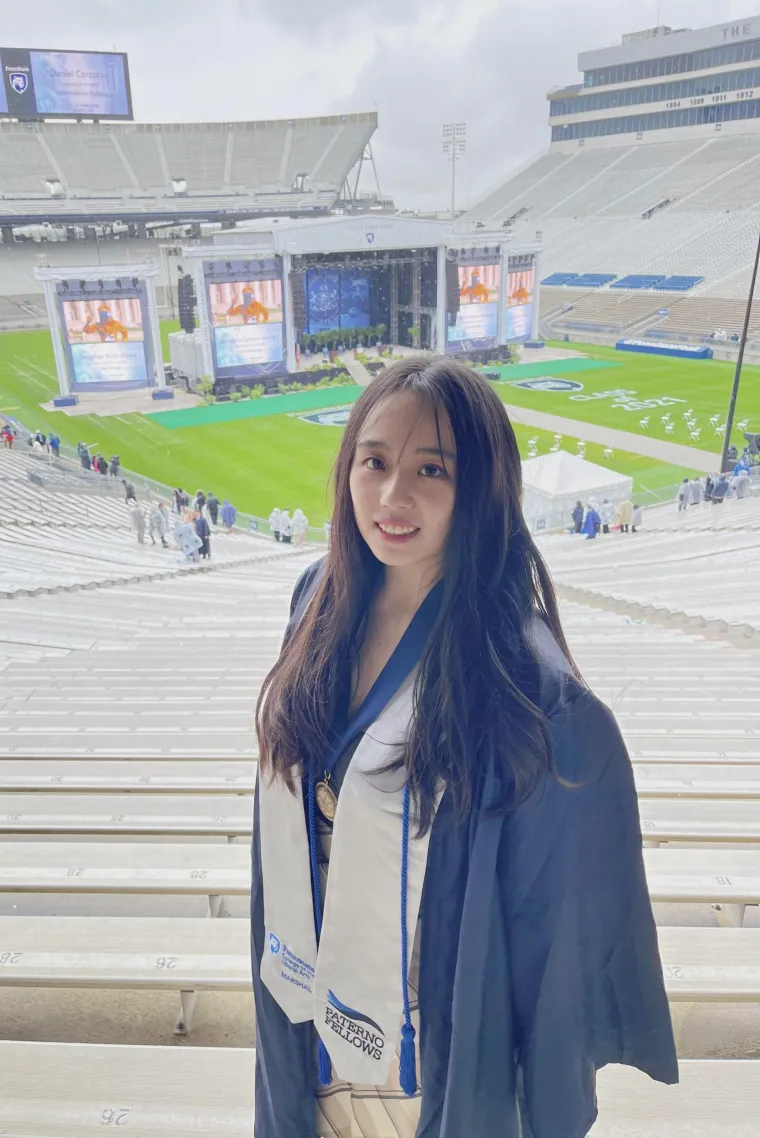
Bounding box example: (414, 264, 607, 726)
(62, 295, 148, 385)
(0, 48, 132, 119)
(504, 257, 535, 342)
(448, 264, 500, 350)
(305, 268, 371, 334)
(209, 279, 284, 369)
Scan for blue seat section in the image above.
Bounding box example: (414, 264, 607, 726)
(541, 273, 578, 285)
(657, 276, 704, 291)
(566, 273, 616, 288)
(542, 273, 702, 291)
(616, 338, 712, 359)
(610, 274, 666, 290)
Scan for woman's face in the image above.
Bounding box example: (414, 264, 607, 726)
(349, 391, 456, 576)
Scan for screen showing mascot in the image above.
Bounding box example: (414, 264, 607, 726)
(504, 265, 535, 342)
(448, 265, 499, 349)
(210, 279, 284, 367)
(63, 297, 148, 385)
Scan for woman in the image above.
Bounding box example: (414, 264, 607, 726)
(194, 510, 211, 558)
(252, 357, 676, 1138)
(632, 504, 643, 532)
(269, 507, 283, 542)
(149, 502, 170, 548)
(292, 508, 308, 545)
(618, 497, 633, 534)
(174, 515, 202, 562)
(580, 500, 601, 540)
(571, 499, 583, 533)
(220, 499, 237, 531)
(129, 503, 145, 545)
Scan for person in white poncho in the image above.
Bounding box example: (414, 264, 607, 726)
(292, 508, 308, 544)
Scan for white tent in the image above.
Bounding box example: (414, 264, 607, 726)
(521, 450, 633, 533)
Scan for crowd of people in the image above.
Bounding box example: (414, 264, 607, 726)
(1, 424, 62, 458)
(125, 485, 241, 562)
(76, 443, 120, 477)
(678, 460, 753, 508)
(268, 506, 309, 544)
(571, 459, 755, 541)
(5, 422, 317, 556)
(571, 497, 642, 539)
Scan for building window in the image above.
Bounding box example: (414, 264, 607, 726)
(582, 37, 760, 88)
(549, 63, 760, 117)
(550, 97, 760, 140)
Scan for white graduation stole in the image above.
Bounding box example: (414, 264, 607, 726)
(259, 671, 440, 1084)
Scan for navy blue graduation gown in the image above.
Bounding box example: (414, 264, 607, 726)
(250, 561, 678, 1138)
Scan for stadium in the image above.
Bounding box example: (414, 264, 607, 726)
(0, 14, 759, 1136)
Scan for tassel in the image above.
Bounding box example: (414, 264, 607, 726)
(318, 1038, 333, 1086)
(399, 1019, 417, 1096)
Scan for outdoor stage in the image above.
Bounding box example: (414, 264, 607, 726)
(174, 215, 541, 394)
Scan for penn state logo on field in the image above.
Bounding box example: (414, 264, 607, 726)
(513, 377, 584, 393)
(269, 933, 281, 955)
(9, 72, 29, 94)
(299, 407, 352, 427)
(365, 232, 375, 244)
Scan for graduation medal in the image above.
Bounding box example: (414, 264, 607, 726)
(315, 773, 337, 822)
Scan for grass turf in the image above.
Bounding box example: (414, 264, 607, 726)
(492, 340, 758, 451)
(0, 326, 752, 524)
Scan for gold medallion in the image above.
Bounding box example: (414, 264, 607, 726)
(315, 779, 338, 822)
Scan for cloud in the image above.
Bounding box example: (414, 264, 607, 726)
(334, 0, 757, 209)
(1, 0, 754, 208)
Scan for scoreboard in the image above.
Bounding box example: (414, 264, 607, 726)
(0, 47, 132, 120)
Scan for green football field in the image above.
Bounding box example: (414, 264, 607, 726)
(0, 325, 755, 524)
(497, 340, 758, 449)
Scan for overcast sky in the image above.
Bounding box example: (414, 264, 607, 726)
(1, 0, 754, 209)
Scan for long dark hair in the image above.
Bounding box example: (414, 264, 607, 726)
(256, 355, 577, 833)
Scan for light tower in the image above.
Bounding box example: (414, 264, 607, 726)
(442, 122, 466, 219)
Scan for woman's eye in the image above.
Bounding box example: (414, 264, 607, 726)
(419, 463, 445, 478)
(363, 456, 384, 471)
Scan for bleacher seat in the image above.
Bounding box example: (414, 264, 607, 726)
(611, 274, 666, 290)
(0, 1043, 759, 1137)
(538, 501, 760, 636)
(566, 273, 617, 287)
(550, 290, 674, 334)
(0, 114, 376, 222)
(541, 272, 579, 285)
(657, 276, 704, 292)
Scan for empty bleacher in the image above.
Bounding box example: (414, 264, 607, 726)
(611, 274, 666, 289)
(0, 114, 376, 220)
(651, 297, 760, 340)
(657, 276, 704, 292)
(538, 494, 760, 640)
(466, 134, 760, 319)
(549, 289, 681, 334)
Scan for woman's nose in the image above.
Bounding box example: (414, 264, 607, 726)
(380, 468, 414, 509)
